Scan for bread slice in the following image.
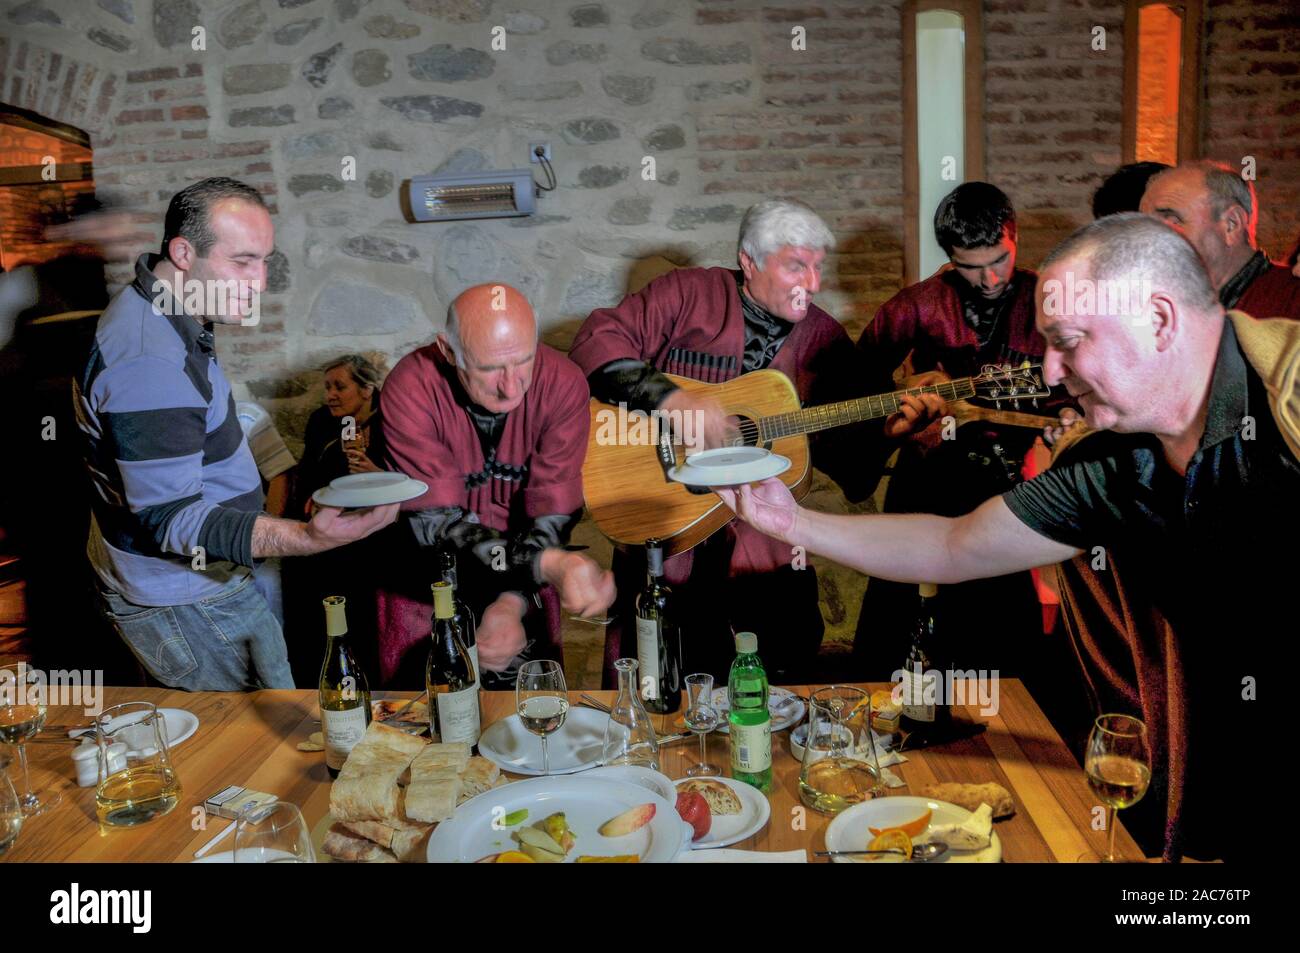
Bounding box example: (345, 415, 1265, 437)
(679, 779, 743, 816)
(321, 824, 398, 863)
(920, 781, 1015, 819)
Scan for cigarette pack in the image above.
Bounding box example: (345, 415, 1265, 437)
(204, 784, 277, 820)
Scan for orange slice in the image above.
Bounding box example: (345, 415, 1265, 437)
(495, 850, 537, 863)
(868, 829, 913, 860)
(576, 855, 641, 863)
(868, 808, 931, 839)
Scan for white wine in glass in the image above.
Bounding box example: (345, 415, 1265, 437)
(1083, 713, 1151, 863)
(0, 667, 61, 816)
(515, 660, 567, 776)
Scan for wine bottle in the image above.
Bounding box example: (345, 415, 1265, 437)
(427, 581, 481, 746)
(634, 537, 683, 714)
(898, 583, 952, 745)
(728, 632, 772, 792)
(437, 550, 478, 687)
(319, 595, 371, 778)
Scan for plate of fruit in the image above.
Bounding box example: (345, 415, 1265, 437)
(427, 775, 688, 863)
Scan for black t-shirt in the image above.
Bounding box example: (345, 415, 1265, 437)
(1002, 319, 1298, 860)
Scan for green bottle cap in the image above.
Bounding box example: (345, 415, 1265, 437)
(919, 583, 938, 598)
(323, 596, 348, 637)
(431, 581, 455, 619)
(735, 631, 757, 654)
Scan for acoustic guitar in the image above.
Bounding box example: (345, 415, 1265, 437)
(583, 364, 1051, 556)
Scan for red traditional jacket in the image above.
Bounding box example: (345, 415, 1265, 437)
(383, 342, 588, 525)
(1236, 261, 1300, 321)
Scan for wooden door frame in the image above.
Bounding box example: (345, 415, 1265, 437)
(1121, 0, 1204, 164)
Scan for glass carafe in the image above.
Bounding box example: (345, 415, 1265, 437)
(95, 702, 182, 828)
(600, 658, 660, 771)
(798, 685, 883, 814)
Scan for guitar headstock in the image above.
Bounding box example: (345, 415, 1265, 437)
(972, 363, 1051, 403)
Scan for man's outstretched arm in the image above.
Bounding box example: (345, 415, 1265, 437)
(715, 477, 1081, 584)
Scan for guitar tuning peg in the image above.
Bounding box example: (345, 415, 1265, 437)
(1013, 399, 1021, 410)
(1032, 398, 1039, 409)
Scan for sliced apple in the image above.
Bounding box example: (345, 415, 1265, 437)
(519, 843, 563, 863)
(515, 826, 566, 855)
(598, 803, 656, 837)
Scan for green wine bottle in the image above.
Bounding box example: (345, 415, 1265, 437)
(319, 596, 371, 778)
(427, 581, 481, 746)
(728, 631, 772, 792)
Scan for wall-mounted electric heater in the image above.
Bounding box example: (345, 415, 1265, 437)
(404, 168, 537, 222)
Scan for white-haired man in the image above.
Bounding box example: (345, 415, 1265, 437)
(1140, 160, 1300, 318)
(569, 199, 940, 684)
(718, 213, 1298, 861)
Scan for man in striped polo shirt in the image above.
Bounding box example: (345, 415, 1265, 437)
(75, 177, 397, 691)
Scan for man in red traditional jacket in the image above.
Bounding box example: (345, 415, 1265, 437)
(851, 183, 1077, 721)
(377, 284, 615, 688)
(569, 199, 941, 685)
(1140, 160, 1300, 319)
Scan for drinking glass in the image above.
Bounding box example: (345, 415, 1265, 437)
(600, 658, 660, 770)
(1083, 713, 1151, 863)
(798, 685, 882, 814)
(683, 674, 720, 777)
(234, 801, 315, 863)
(516, 660, 568, 776)
(0, 664, 60, 816)
(0, 771, 21, 857)
(94, 702, 181, 828)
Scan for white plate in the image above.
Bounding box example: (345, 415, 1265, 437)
(73, 707, 199, 749)
(312, 472, 428, 508)
(582, 764, 678, 803)
(706, 687, 805, 735)
(675, 776, 770, 849)
(477, 706, 608, 776)
(427, 775, 684, 863)
(675, 848, 807, 863)
(825, 796, 1002, 863)
(668, 447, 791, 487)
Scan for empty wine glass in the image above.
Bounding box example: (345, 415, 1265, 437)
(0, 771, 21, 858)
(683, 674, 720, 778)
(233, 801, 315, 863)
(1082, 713, 1151, 863)
(516, 660, 568, 776)
(0, 664, 60, 816)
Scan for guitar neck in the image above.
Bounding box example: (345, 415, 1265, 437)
(758, 378, 979, 441)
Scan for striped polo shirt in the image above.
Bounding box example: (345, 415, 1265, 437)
(74, 253, 264, 606)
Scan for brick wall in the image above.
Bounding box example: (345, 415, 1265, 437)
(1202, 0, 1300, 262)
(0, 123, 95, 268)
(0, 0, 1296, 404)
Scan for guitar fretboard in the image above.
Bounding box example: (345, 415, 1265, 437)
(758, 379, 979, 441)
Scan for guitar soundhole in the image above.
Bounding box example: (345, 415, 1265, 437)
(733, 415, 762, 448)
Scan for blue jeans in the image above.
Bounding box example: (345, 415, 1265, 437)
(96, 572, 294, 691)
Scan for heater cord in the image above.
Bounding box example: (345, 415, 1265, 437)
(533, 150, 557, 192)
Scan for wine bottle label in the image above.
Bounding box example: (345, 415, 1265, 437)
(436, 687, 481, 745)
(900, 669, 936, 723)
(323, 706, 368, 770)
(635, 616, 661, 701)
(730, 720, 772, 773)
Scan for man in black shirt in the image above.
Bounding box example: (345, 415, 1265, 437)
(717, 214, 1296, 861)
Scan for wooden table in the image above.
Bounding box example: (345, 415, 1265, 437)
(1, 680, 1142, 862)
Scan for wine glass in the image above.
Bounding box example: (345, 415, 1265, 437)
(0, 770, 21, 858)
(0, 665, 60, 816)
(516, 660, 568, 776)
(1083, 713, 1151, 863)
(233, 801, 315, 863)
(683, 674, 720, 778)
